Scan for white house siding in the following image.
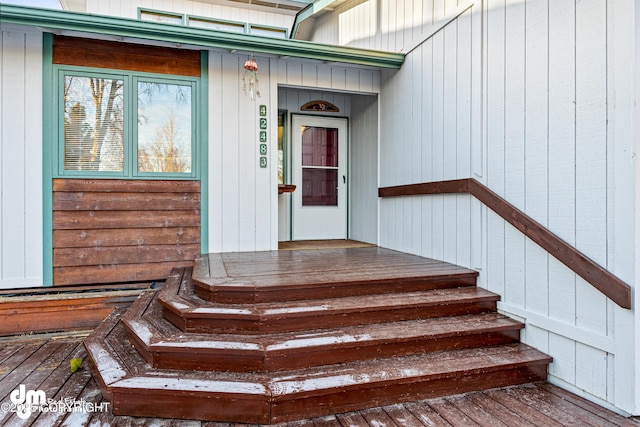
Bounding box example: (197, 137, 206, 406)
(308, 0, 639, 415)
(85, 0, 294, 31)
(349, 94, 378, 244)
(207, 53, 381, 252)
(0, 27, 44, 289)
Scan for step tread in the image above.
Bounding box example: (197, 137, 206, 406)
(195, 248, 478, 286)
(268, 344, 552, 397)
(126, 291, 521, 353)
(162, 279, 500, 320)
(89, 314, 550, 396)
(192, 248, 479, 303)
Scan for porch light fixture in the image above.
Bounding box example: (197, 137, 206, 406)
(243, 53, 261, 100)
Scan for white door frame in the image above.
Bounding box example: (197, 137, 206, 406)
(291, 115, 348, 240)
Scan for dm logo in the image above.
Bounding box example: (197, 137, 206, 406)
(10, 384, 47, 419)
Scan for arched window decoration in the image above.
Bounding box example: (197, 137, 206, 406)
(300, 100, 340, 113)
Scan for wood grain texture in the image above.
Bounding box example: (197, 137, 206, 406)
(52, 179, 200, 285)
(378, 178, 632, 309)
(53, 35, 201, 76)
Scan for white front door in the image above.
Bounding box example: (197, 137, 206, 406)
(292, 116, 348, 240)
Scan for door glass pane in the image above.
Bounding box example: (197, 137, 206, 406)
(301, 126, 338, 167)
(302, 169, 338, 206)
(64, 76, 124, 171)
(137, 82, 192, 173)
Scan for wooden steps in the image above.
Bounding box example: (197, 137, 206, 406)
(158, 267, 499, 334)
(124, 290, 525, 372)
(84, 247, 552, 424)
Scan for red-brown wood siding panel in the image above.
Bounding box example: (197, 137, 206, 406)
(52, 179, 201, 286)
(53, 35, 201, 77)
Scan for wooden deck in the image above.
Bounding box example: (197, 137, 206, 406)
(0, 333, 638, 426)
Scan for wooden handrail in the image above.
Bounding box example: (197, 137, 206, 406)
(378, 178, 632, 310)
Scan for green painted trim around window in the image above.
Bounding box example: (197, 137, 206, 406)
(138, 7, 185, 25)
(199, 51, 209, 254)
(187, 14, 248, 34)
(53, 66, 201, 179)
(42, 32, 54, 287)
(0, 4, 404, 69)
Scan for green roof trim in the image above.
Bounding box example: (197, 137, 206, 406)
(0, 4, 404, 69)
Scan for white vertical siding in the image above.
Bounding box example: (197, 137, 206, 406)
(310, 0, 638, 414)
(378, 6, 477, 272)
(350, 94, 378, 244)
(207, 54, 380, 251)
(206, 52, 268, 253)
(85, 0, 295, 29)
(0, 28, 43, 289)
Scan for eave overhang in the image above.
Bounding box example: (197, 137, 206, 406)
(0, 4, 404, 69)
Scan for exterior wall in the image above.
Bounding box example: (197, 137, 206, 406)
(309, 0, 639, 415)
(206, 53, 381, 253)
(349, 94, 378, 244)
(85, 0, 294, 30)
(0, 27, 44, 289)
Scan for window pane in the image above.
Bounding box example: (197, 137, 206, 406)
(301, 126, 338, 167)
(137, 82, 192, 173)
(249, 25, 287, 38)
(64, 76, 124, 171)
(189, 17, 245, 33)
(140, 10, 183, 25)
(302, 169, 338, 206)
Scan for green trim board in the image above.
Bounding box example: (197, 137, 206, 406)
(42, 33, 54, 287)
(199, 51, 209, 254)
(0, 4, 404, 69)
(53, 65, 201, 180)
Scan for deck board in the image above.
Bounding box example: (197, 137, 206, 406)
(1, 337, 640, 426)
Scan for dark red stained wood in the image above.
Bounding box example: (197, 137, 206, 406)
(52, 179, 201, 285)
(54, 261, 194, 285)
(125, 276, 522, 373)
(0, 291, 139, 336)
(1, 335, 632, 426)
(0, 341, 62, 398)
(53, 244, 200, 267)
(54, 191, 200, 211)
(378, 178, 632, 310)
(404, 401, 454, 427)
(443, 394, 512, 427)
(360, 408, 399, 426)
(502, 384, 621, 427)
(426, 399, 483, 427)
(310, 415, 343, 426)
(193, 247, 478, 304)
(53, 179, 201, 193)
(381, 404, 427, 427)
(536, 383, 639, 427)
(464, 392, 536, 427)
(335, 413, 370, 427)
(53, 227, 200, 248)
(483, 388, 565, 427)
(53, 210, 201, 230)
(53, 35, 201, 76)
